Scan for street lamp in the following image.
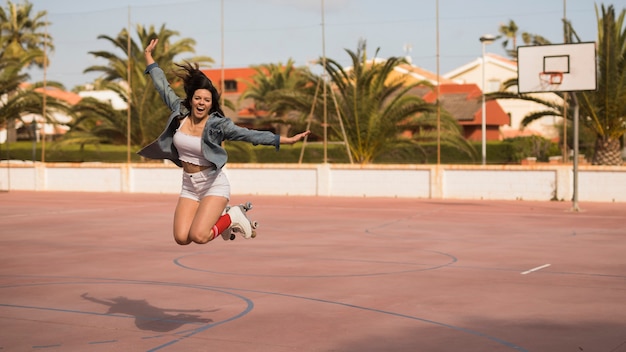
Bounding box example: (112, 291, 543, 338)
(480, 34, 495, 165)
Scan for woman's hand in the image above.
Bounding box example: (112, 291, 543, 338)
(280, 130, 311, 145)
(144, 38, 158, 65)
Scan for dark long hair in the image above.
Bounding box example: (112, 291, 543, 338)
(174, 62, 224, 116)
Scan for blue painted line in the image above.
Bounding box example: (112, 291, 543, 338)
(88, 340, 118, 345)
(142, 335, 165, 340)
(0, 280, 254, 352)
(193, 284, 529, 352)
(173, 249, 458, 278)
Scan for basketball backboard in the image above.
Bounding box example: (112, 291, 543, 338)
(517, 42, 597, 93)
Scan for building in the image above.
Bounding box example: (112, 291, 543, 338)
(78, 90, 127, 110)
(202, 67, 264, 129)
(390, 62, 510, 141)
(443, 53, 563, 140)
(14, 86, 80, 141)
(420, 83, 510, 141)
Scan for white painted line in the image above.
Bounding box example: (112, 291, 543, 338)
(521, 264, 551, 275)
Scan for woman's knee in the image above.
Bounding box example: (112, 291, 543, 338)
(173, 232, 193, 245)
(175, 238, 192, 245)
(188, 229, 212, 244)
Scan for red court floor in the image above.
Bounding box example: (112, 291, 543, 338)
(1, 191, 625, 351)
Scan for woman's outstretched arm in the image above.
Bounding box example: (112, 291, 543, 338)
(280, 130, 311, 145)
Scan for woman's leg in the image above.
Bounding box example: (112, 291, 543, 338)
(187, 195, 229, 244)
(173, 197, 199, 245)
(174, 169, 230, 245)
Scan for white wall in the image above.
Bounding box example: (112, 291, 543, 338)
(223, 165, 318, 196)
(444, 169, 557, 200)
(328, 166, 431, 198)
(1, 162, 625, 203)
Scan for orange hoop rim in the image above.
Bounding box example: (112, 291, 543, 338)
(539, 71, 564, 85)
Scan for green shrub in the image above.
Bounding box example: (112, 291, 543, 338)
(0, 138, 561, 165)
(0, 141, 143, 163)
(503, 136, 561, 162)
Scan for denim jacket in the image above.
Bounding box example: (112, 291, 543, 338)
(138, 63, 280, 169)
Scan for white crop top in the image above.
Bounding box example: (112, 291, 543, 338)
(173, 118, 212, 166)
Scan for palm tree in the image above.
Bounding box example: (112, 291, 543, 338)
(0, 0, 53, 143)
(239, 59, 311, 137)
(488, 4, 626, 165)
(499, 19, 551, 59)
(65, 24, 213, 147)
(278, 40, 471, 164)
(580, 4, 626, 165)
(0, 55, 69, 143)
(0, 58, 32, 142)
(0, 59, 29, 116)
(0, 0, 52, 68)
(521, 32, 551, 46)
(498, 20, 519, 57)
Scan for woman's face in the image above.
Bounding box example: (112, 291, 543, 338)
(190, 89, 212, 119)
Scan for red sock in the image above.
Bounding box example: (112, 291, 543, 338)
(211, 214, 231, 240)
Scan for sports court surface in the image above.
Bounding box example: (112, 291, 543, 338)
(1, 191, 625, 352)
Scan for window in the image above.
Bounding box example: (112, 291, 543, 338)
(487, 79, 500, 93)
(224, 80, 237, 92)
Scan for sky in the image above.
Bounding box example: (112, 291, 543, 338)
(24, 0, 606, 90)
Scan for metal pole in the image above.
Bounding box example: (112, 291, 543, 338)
(126, 6, 131, 164)
(220, 0, 225, 103)
(321, 0, 328, 164)
(32, 120, 37, 162)
(41, 14, 48, 163)
(481, 42, 487, 165)
(436, 0, 441, 165)
(571, 93, 580, 211)
(562, 0, 568, 162)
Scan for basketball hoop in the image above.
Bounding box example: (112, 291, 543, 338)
(518, 42, 595, 93)
(539, 71, 564, 86)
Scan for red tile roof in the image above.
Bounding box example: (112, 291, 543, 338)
(19, 83, 82, 105)
(38, 87, 82, 105)
(422, 83, 510, 127)
(202, 67, 257, 94)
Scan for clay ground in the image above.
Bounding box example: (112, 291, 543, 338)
(0, 191, 625, 352)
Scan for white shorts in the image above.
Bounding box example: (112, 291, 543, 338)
(180, 168, 230, 202)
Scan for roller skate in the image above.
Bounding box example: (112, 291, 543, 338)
(225, 202, 258, 239)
